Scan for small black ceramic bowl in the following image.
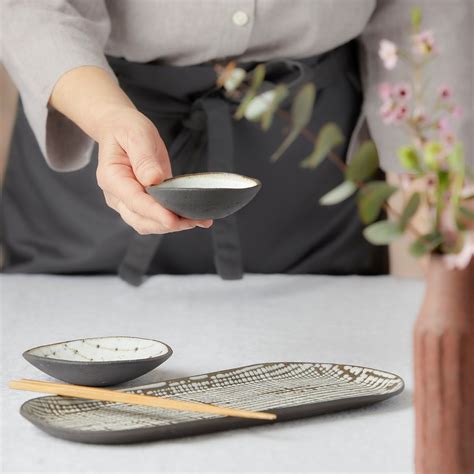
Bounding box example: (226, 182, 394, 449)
(147, 172, 262, 220)
(23, 336, 173, 387)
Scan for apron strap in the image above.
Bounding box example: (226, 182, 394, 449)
(118, 97, 243, 285)
(118, 234, 164, 286)
(199, 97, 243, 280)
(118, 125, 198, 286)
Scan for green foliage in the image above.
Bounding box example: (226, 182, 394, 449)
(423, 141, 443, 171)
(410, 231, 444, 256)
(234, 64, 266, 120)
(300, 123, 345, 170)
(271, 83, 316, 161)
(357, 181, 397, 224)
(363, 220, 402, 245)
(446, 142, 464, 173)
(435, 170, 449, 224)
(345, 141, 379, 183)
(459, 206, 474, 221)
(466, 166, 474, 181)
(399, 192, 421, 230)
(260, 84, 289, 131)
(398, 146, 422, 172)
(411, 6, 422, 31)
(319, 180, 357, 205)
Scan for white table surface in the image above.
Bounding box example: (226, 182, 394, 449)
(1, 274, 423, 473)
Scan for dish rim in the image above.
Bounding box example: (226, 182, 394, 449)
(22, 336, 173, 366)
(147, 172, 262, 191)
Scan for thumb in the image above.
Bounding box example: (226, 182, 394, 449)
(128, 124, 172, 187)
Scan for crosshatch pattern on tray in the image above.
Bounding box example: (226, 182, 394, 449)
(22, 363, 404, 432)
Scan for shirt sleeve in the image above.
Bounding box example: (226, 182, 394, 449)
(1, 0, 113, 171)
(359, 0, 473, 172)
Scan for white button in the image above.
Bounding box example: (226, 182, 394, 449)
(232, 10, 249, 27)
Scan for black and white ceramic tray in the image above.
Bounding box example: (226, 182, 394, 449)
(20, 362, 404, 444)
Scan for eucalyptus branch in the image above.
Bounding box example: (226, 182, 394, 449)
(216, 5, 472, 262)
(274, 108, 347, 173)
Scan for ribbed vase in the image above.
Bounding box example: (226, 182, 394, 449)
(414, 256, 474, 473)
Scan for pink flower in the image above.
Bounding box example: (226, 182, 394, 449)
(441, 131, 455, 148)
(379, 40, 398, 70)
(437, 85, 452, 100)
(393, 82, 412, 102)
(444, 232, 474, 270)
(412, 30, 436, 56)
(437, 116, 450, 131)
(451, 105, 463, 119)
(378, 82, 393, 101)
(394, 104, 409, 124)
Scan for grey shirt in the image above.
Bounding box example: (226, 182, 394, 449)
(1, 0, 472, 171)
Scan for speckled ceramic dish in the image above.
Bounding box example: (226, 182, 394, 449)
(23, 337, 173, 387)
(20, 362, 404, 444)
(147, 172, 262, 219)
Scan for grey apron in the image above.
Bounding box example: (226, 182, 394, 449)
(0, 41, 388, 282)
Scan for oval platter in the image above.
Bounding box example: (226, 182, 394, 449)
(20, 362, 404, 444)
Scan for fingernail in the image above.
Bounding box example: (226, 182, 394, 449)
(197, 221, 213, 228)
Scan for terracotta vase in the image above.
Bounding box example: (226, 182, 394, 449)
(414, 256, 474, 473)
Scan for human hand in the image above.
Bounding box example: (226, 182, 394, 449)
(95, 106, 213, 234)
(49, 66, 212, 235)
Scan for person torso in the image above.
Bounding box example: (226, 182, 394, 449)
(103, 0, 376, 65)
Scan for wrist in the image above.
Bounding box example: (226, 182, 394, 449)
(90, 101, 138, 142)
(50, 65, 136, 142)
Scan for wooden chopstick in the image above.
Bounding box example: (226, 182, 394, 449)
(9, 379, 277, 421)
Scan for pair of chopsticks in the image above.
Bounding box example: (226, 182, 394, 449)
(9, 379, 277, 421)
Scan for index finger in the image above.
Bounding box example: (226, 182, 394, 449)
(102, 164, 212, 229)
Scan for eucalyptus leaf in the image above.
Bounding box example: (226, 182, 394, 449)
(300, 123, 344, 170)
(270, 130, 300, 162)
(244, 90, 276, 121)
(234, 91, 256, 120)
(261, 84, 289, 131)
(410, 232, 444, 257)
(252, 64, 266, 89)
(363, 220, 402, 245)
(346, 141, 379, 183)
(459, 205, 474, 221)
(399, 192, 421, 230)
(234, 64, 266, 120)
(271, 83, 316, 161)
(291, 83, 316, 129)
(319, 180, 357, 206)
(357, 181, 397, 224)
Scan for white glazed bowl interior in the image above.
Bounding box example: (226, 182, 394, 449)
(26, 337, 171, 363)
(156, 172, 259, 190)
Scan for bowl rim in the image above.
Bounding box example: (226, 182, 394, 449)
(22, 336, 173, 366)
(147, 172, 262, 191)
